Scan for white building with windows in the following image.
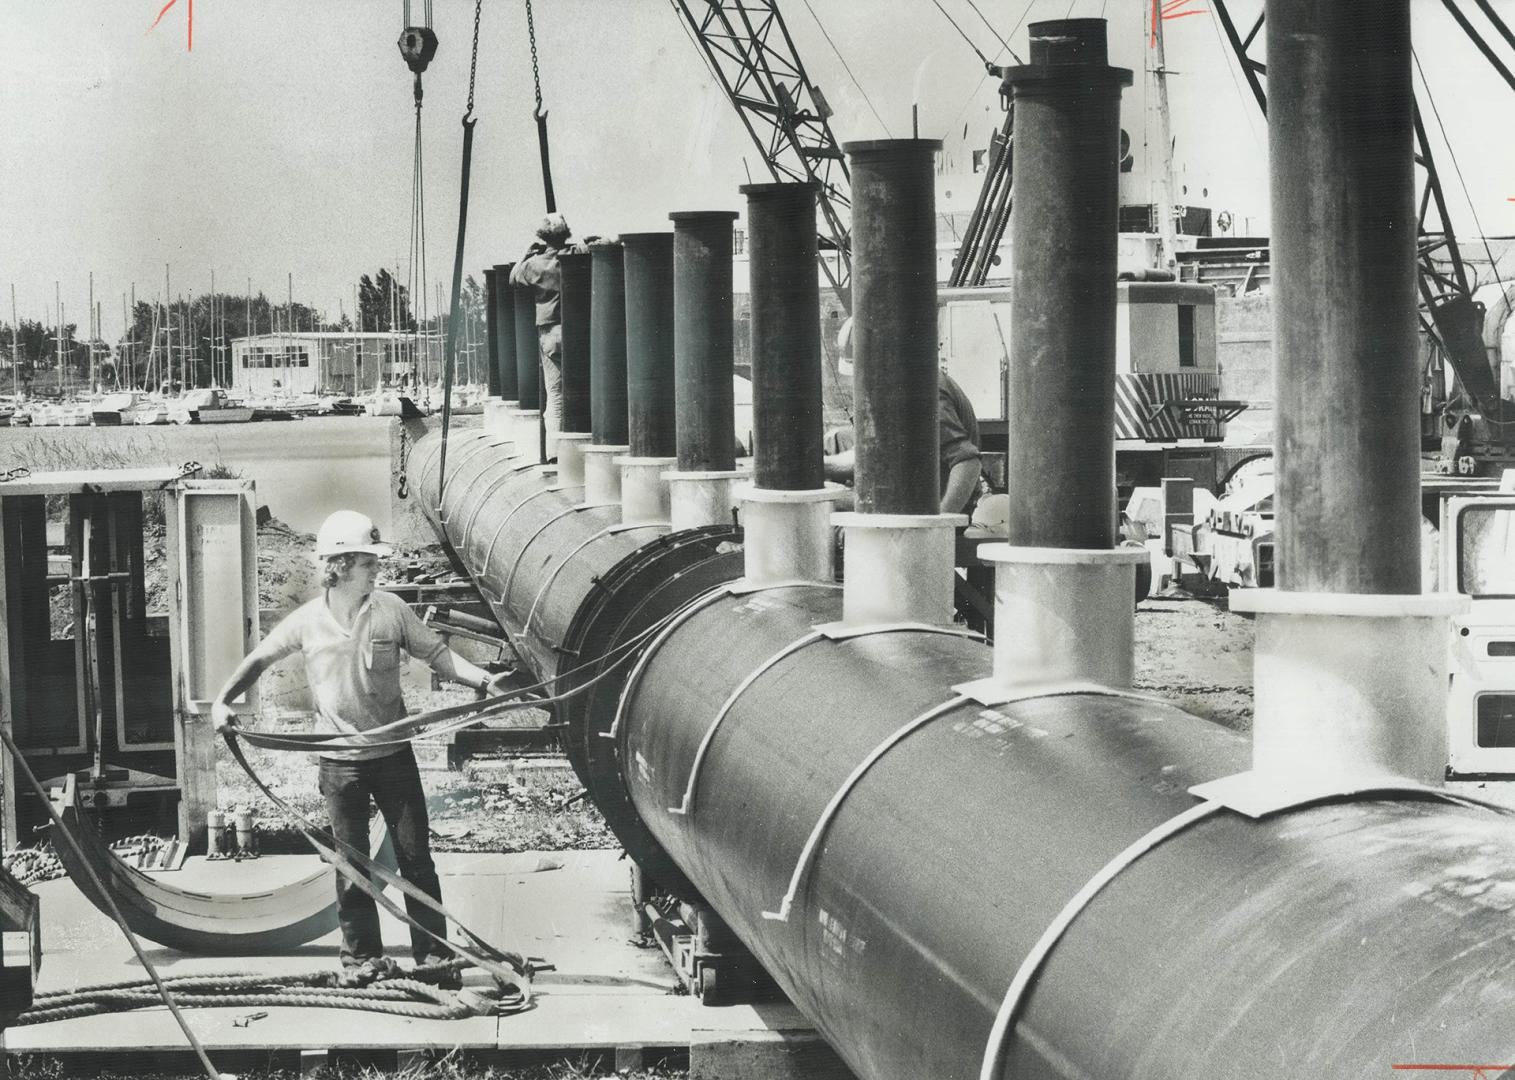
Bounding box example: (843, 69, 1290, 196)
(230, 332, 441, 397)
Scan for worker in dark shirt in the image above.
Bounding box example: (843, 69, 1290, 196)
(936, 371, 983, 516)
(822, 366, 984, 516)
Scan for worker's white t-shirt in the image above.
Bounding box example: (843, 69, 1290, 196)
(262, 590, 448, 761)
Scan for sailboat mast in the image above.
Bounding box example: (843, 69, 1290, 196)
(1150, 1, 1179, 273)
(10, 283, 18, 399)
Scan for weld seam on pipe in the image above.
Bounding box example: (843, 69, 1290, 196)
(761, 694, 970, 923)
(978, 799, 1225, 1080)
(519, 521, 665, 643)
(606, 584, 740, 742)
(668, 629, 828, 816)
(478, 488, 557, 594)
(499, 503, 588, 609)
(458, 464, 527, 545)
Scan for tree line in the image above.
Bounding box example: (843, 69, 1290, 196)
(0, 268, 487, 395)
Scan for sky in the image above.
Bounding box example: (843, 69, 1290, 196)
(4, 0, 1515, 338)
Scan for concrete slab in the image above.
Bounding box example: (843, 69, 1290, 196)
(8, 847, 824, 1065)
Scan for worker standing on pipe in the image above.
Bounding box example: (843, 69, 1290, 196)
(209, 510, 507, 988)
(510, 213, 574, 455)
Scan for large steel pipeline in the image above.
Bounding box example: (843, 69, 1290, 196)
(409, 12, 1515, 1072)
(622, 232, 678, 458)
(491, 262, 518, 401)
(410, 433, 667, 684)
(411, 428, 741, 881)
(1001, 21, 1130, 549)
(558, 251, 594, 434)
(613, 594, 1515, 1078)
(1269, 0, 1421, 593)
(409, 429, 1515, 1075)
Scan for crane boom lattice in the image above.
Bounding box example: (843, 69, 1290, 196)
(1212, 0, 1511, 422)
(672, 0, 853, 309)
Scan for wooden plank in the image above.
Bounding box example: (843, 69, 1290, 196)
(0, 467, 186, 497)
(689, 1029, 856, 1080)
(167, 495, 210, 851)
(69, 496, 91, 764)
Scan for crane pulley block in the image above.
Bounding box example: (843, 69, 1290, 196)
(398, 25, 439, 75)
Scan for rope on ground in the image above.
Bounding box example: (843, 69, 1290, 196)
(17, 977, 477, 1026)
(220, 733, 537, 1012)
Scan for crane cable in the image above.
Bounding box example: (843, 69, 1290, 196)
(525, 0, 557, 213)
(405, 1, 434, 412)
(436, 0, 484, 506)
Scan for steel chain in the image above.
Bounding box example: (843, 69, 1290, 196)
(526, 0, 544, 115)
(465, 0, 483, 119)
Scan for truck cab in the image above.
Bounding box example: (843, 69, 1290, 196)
(939, 281, 1248, 496)
(1443, 482, 1515, 778)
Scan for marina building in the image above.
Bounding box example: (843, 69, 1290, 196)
(229, 331, 441, 397)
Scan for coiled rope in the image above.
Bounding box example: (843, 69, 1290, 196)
(18, 966, 477, 1027)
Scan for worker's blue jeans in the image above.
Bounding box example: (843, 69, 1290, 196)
(318, 748, 448, 967)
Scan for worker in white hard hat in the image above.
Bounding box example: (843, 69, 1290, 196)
(210, 509, 506, 989)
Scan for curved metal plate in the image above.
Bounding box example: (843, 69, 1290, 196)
(50, 776, 395, 955)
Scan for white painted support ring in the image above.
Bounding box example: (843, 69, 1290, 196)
(618, 456, 677, 526)
(977, 544, 1148, 690)
(554, 433, 591, 489)
(739, 485, 846, 586)
(833, 512, 967, 628)
(1228, 587, 1471, 786)
(583, 445, 629, 507)
(507, 409, 542, 460)
(483, 398, 518, 437)
(665, 468, 750, 531)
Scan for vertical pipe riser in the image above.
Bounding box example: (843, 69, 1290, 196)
(1269, 0, 1420, 594)
(558, 252, 594, 435)
(1002, 21, 1130, 549)
(589, 244, 631, 447)
(742, 183, 825, 491)
(622, 233, 679, 460)
(671, 212, 739, 472)
(1231, 0, 1459, 786)
(513, 284, 541, 412)
(483, 268, 502, 399)
(492, 263, 518, 401)
(845, 141, 942, 516)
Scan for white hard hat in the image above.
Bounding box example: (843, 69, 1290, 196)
(315, 510, 393, 559)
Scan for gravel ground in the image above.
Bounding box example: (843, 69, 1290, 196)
(1133, 593, 1255, 733)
